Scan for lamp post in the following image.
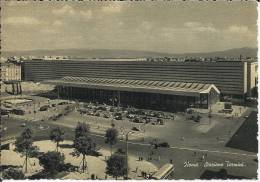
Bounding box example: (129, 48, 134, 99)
(208, 92, 212, 125)
(125, 129, 135, 179)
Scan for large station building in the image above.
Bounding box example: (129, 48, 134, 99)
(21, 59, 257, 111)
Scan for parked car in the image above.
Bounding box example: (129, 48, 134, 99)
(131, 127, 140, 131)
(142, 116, 151, 123)
(103, 113, 110, 118)
(58, 102, 68, 105)
(21, 123, 26, 127)
(158, 119, 164, 125)
(12, 109, 25, 115)
(114, 112, 122, 120)
(126, 114, 136, 119)
(97, 106, 107, 111)
(132, 117, 142, 123)
(39, 105, 49, 111)
(158, 142, 170, 148)
(94, 111, 101, 117)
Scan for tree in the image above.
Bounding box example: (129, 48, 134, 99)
(73, 122, 94, 172)
(38, 151, 65, 177)
(2, 168, 25, 179)
(75, 122, 90, 139)
(105, 127, 118, 155)
(106, 153, 127, 179)
(50, 127, 64, 152)
(15, 128, 38, 173)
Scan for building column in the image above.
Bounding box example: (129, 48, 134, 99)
(117, 90, 121, 107)
(19, 82, 22, 95)
(57, 86, 60, 99)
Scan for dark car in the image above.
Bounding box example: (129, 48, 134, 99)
(142, 116, 151, 123)
(132, 117, 142, 123)
(0, 109, 9, 116)
(39, 105, 49, 111)
(158, 119, 164, 125)
(114, 112, 122, 120)
(12, 109, 25, 115)
(58, 102, 68, 105)
(158, 142, 170, 148)
(131, 127, 140, 131)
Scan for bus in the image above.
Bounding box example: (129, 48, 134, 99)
(150, 163, 174, 180)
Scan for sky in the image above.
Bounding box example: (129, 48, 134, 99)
(1, 0, 258, 54)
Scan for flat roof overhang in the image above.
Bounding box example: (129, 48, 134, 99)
(43, 77, 220, 97)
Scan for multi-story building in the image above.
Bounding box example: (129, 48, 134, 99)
(1, 62, 21, 81)
(20, 59, 257, 111)
(1, 62, 22, 95)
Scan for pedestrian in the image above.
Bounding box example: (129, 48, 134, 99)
(170, 159, 173, 164)
(144, 172, 147, 178)
(135, 167, 138, 173)
(158, 155, 161, 161)
(141, 171, 145, 177)
(147, 174, 150, 179)
(194, 151, 196, 156)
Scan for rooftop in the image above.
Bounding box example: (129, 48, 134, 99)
(43, 76, 220, 97)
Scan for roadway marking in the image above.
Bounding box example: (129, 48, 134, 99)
(90, 133, 257, 158)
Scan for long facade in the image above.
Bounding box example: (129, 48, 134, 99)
(22, 59, 257, 97)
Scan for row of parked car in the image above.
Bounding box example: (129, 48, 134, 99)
(39, 101, 70, 111)
(77, 102, 176, 125)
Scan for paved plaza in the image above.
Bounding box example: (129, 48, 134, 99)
(1, 95, 258, 179)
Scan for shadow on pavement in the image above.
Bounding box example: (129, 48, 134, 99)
(225, 111, 258, 153)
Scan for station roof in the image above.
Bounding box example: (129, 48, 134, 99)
(43, 76, 220, 97)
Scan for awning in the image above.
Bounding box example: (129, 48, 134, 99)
(43, 76, 220, 97)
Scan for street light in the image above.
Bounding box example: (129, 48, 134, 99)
(124, 128, 136, 179)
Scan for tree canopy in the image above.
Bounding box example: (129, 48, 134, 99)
(105, 127, 118, 155)
(2, 168, 25, 179)
(50, 127, 64, 151)
(75, 122, 90, 138)
(38, 151, 65, 177)
(105, 128, 118, 146)
(106, 153, 127, 179)
(14, 128, 39, 173)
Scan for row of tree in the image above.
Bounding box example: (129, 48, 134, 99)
(3, 122, 127, 179)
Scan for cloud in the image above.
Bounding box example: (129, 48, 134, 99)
(52, 5, 75, 15)
(3, 16, 41, 26)
(40, 29, 59, 34)
(80, 10, 92, 20)
(6, 1, 29, 6)
(52, 5, 92, 21)
(184, 21, 218, 32)
(140, 21, 153, 31)
(52, 20, 63, 27)
(102, 3, 122, 14)
(226, 25, 250, 34)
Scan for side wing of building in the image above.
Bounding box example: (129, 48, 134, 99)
(22, 60, 252, 97)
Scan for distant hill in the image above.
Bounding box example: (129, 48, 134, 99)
(2, 47, 257, 58)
